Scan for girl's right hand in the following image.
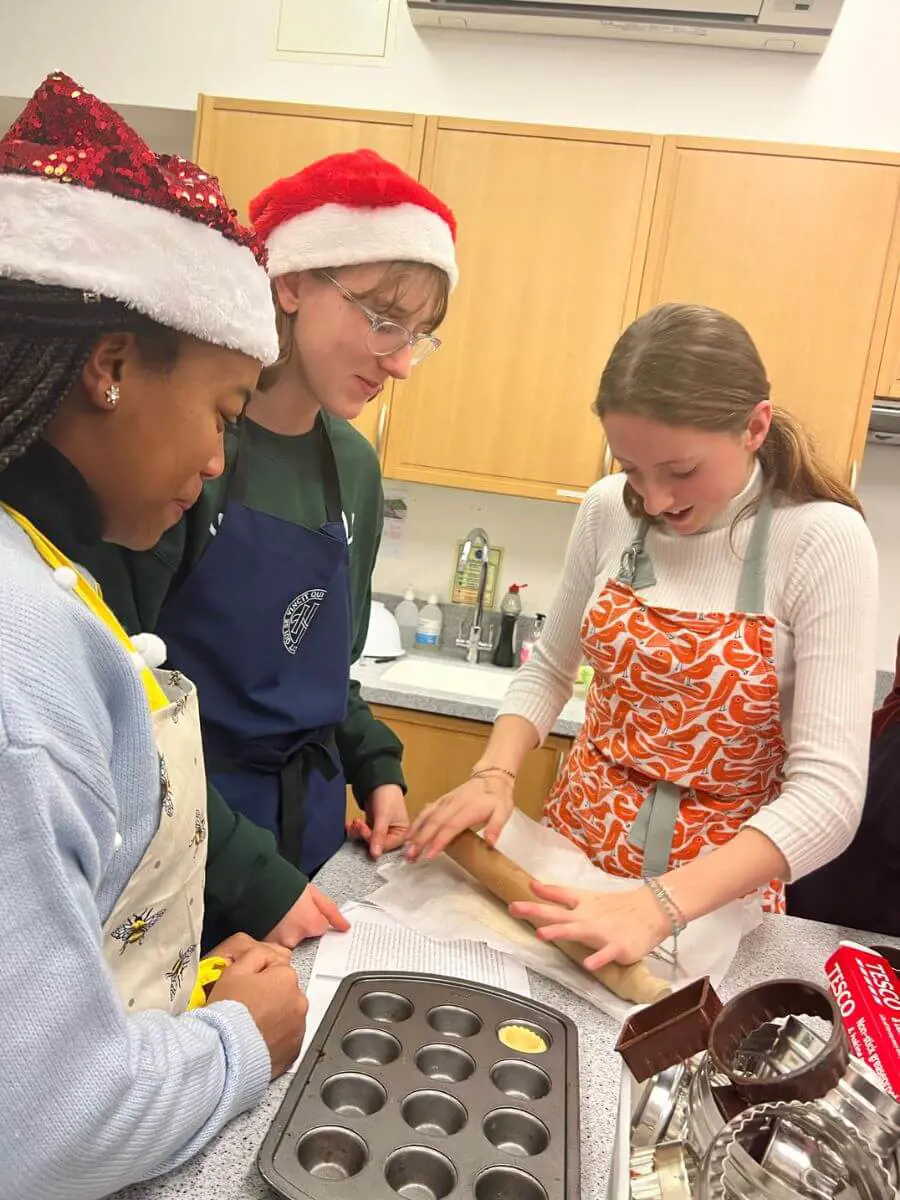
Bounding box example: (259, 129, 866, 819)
(405, 772, 516, 862)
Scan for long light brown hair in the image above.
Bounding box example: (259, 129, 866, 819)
(594, 302, 862, 519)
(258, 261, 450, 392)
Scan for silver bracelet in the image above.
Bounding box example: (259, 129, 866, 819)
(645, 876, 687, 957)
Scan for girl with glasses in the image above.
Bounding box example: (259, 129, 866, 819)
(80, 150, 458, 950)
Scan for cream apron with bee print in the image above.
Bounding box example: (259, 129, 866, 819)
(2, 505, 208, 1015)
(102, 668, 208, 1014)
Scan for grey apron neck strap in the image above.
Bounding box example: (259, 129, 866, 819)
(735, 491, 774, 614)
(617, 520, 656, 590)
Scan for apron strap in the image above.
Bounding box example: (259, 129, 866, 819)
(279, 741, 340, 868)
(626, 490, 776, 876)
(1, 503, 168, 711)
(735, 491, 773, 614)
(209, 737, 340, 868)
(229, 414, 344, 526)
(628, 779, 682, 879)
(616, 520, 656, 590)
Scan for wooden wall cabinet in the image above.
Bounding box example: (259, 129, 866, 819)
(639, 137, 900, 480)
(877, 268, 900, 400)
(344, 704, 571, 824)
(195, 95, 900, 495)
(382, 117, 660, 502)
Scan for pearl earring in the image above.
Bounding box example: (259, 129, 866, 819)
(105, 383, 120, 407)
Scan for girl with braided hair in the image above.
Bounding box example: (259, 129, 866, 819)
(0, 74, 307, 1199)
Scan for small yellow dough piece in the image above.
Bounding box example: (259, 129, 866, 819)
(187, 955, 230, 1010)
(498, 1024, 548, 1054)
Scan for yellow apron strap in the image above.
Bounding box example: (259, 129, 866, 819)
(2, 503, 169, 712)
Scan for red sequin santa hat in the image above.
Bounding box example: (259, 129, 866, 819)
(0, 72, 278, 364)
(250, 150, 458, 290)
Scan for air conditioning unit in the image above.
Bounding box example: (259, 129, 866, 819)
(406, 0, 845, 54)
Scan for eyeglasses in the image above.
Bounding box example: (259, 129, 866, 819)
(322, 272, 442, 366)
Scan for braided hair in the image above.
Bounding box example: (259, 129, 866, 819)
(0, 278, 182, 472)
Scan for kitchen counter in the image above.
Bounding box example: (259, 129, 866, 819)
(352, 653, 587, 738)
(353, 656, 893, 740)
(116, 844, 899, 1200)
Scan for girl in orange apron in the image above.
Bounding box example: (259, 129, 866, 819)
(407, 303, 877, 969)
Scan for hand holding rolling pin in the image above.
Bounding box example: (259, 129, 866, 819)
(442, 830, 672, 1005)
(405, 768, 516, 862)
(509, 881, 672, 973)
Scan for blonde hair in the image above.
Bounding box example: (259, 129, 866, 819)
(594, 302, 862, 518)
(259, 261, 450, 392)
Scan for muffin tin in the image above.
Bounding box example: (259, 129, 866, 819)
(258, 971, 580, 1200)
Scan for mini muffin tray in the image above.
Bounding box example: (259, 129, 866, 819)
(258, 971, 580, 1200)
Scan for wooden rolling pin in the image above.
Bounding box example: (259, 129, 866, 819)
(444, 829, 672, 1006)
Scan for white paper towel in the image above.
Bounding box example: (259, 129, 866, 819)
(370, 810, 761, 1023)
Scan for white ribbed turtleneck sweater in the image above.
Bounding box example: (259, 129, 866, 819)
(499, 464, 879, 881)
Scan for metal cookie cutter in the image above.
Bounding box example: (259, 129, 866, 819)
(631, 1062, 692, 1149)
(687, 1054, 744, 1157)
(709, 979, 848, 1105)
(630, 1140, 699, 1200)
(820, 1056, 900, 1164)
(699, 1099, 893, 1200)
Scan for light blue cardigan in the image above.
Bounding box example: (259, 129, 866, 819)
(0, 512, 271, 1199)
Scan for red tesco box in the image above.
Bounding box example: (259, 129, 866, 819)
(825, 941, 900, 1100)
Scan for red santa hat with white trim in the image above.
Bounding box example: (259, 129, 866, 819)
(0, 72, 278, 365)
(250, 149, 458, 290)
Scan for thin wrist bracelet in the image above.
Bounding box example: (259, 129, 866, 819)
(470, 766, 516, 783)
(645, 876, 688, 952)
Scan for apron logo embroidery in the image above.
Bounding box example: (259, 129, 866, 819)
(282, 588, 327, 655)
(110, 905, 166, 954)
(165, 945, 197, 1001)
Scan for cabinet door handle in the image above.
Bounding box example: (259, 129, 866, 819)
(849, 459, 858, 491)
(376, 397, 390, 460)
(602, 443, 613, 477)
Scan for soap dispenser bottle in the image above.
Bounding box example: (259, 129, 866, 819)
(415, 593, 443, 653)
(492, 583, 526, 668)
(394, 587, 419, 653)
(519, 613, 545, 666)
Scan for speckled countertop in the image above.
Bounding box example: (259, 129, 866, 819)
(352, 655, 893, 742)
(116, 844, 900, 1200)
(351, 653, 587, 738)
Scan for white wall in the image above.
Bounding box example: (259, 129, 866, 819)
(4, 0, 900, 151)
(4, 0, 900, 665)
(374, 482, 576, 614)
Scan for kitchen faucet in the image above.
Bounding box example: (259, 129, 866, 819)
(455, 527, 495, 665)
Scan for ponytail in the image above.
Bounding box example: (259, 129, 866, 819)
(758, 405, 862, 515)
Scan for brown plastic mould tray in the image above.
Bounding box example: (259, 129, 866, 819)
(615, 977, 723, 1083)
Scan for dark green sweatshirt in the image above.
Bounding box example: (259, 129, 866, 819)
(78, 413, 405, 938)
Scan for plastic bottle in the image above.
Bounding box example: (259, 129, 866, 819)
(394, 587, 420, 653)
(519, 612, 545, 666)
(414, 592, 443, 652)
(492, 583, 527, 668)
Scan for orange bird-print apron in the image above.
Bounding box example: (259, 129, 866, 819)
(546, 493, 787, 913)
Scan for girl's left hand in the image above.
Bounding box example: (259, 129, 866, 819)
(510, 881, 673, 970)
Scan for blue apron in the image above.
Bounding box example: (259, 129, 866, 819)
(155, 415, 352, 881)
